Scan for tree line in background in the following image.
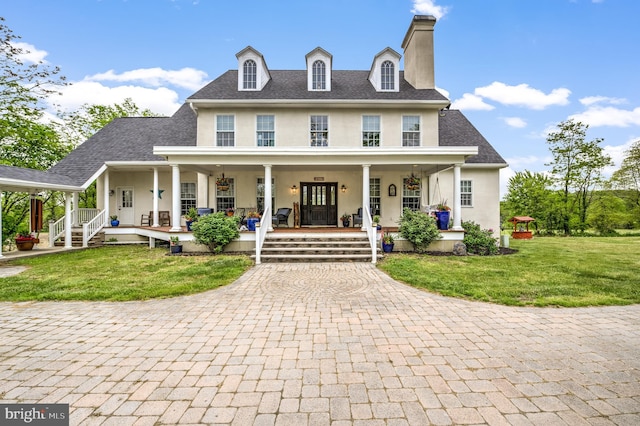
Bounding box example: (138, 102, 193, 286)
(502, 119, 640, 235)
(0, 18, 159, 245)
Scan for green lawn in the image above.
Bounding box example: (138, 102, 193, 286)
(377, 236, 640, 307)
(0, 246, 253, 301)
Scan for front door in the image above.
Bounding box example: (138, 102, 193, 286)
(300, 183, 337, 226)
(116, 187, 134, 225)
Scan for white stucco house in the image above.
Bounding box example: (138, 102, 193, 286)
(0, 15, 507, 261)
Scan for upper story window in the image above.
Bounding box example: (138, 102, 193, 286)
(243, 60, 257, 89)
(362, 115, 380, 147)
(216, 115, 235, 147)
(310, 115, 328, 147)
(381, 61, 395, 90)
(461, 180, 473, 207)
(312, 60, 326, 90)
(257, 115, 275, 147)
(402, 115, 420, 147)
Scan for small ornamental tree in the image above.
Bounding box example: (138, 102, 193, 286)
(191, 212, 240, 253)
(398, 208, 440, 253)
(462, 221, 499, 255)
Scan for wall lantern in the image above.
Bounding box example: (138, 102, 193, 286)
(340, 184, 347, 193)
(290, 185, 298, 194)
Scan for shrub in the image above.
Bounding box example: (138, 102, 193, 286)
(191, 212, 240, 253)
(398, 208, 440, 253)
(462, 221, 498, 255)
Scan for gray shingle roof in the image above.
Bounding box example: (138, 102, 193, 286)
(439, 110, 507, 165)
(188, 70, 449, 102)
(0, 164, 79, 187)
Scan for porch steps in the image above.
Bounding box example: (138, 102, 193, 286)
(256, 232, 380, 263)
(54, 228, 105, 248)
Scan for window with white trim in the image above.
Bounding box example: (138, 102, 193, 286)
(256, 115, 275, 147)
(362, 115, 380, 147)
(257, 177, 275, 214)
(402, 178, 421, 211)
(180, 182, 196, 215)
(243, 60, 257, 89)
(370, 178, 381, 216)
(310, 115, 328, 147)
(216, 115, 235, 146)
(312, 60, 326, 90)
(381, 61, 395, 90)
(216, 178, 235, 212)
(461, 179, 472, 207)
(402, 115, 420, 147)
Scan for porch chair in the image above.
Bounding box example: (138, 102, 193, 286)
(272, 207, 292, 227)
(141, 212, 152, 226)
(158, 211, 171, 227)
(352, 208, 363, 227)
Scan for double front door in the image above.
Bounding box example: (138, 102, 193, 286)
(300, 183, 337, 226)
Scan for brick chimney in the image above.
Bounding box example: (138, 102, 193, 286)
(401, 15, 436, 89)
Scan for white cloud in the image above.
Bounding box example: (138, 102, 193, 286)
(12, 41, 49, 64)
(411, 0, 449, 20)
(436, 86, 450, 99)
(603, 136, 639, 176)
(569, 105, 640, 128)
(87, 67, 208, 91)
(475, 82, 571, 110)
(47, 81, 182, 116)
(450, 93, 494, 111)
(580, 96, 626, 106)
(502, 117, 527, 128)
(504, 155, 545, 169)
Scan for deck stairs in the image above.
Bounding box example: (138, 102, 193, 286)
(255, 231, 381, 263)
(54, 227, 105, 248)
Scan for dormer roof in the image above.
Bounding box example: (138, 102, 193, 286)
(368, 47, 401, 92)
(235, 46, 271, 91)
(305, 47, 332, 91)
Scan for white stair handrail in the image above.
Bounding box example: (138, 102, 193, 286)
(255, 205, 271, 265)
(48, 210, 73, 248)
(82, 210, 107, 247)
(364, 208, 377, 264)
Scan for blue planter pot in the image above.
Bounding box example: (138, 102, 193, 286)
(110, 220, 119, 227)
(382, 242, 394, 253)
(247, 217, 260, 231)
(436, 211, 450, 230)
(186, 220, 193, 231)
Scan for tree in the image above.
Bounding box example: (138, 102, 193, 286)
(0, 17, 68, 244)
(503, 171, 554, 229)
(610, 139, 640, 222)
(545, 119, 612, 234)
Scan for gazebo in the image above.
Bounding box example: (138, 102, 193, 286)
(508, 216, 535, 239)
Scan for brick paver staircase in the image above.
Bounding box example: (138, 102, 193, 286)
(54, 227, 105, 248)
(256, 231, 380, 262)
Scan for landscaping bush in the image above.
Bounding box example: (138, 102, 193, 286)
(398, 208, 440, 253)
(462, 220, 499, 255)
(191, 212, 240, 253)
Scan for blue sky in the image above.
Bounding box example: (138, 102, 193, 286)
(5, 0, 640, 197)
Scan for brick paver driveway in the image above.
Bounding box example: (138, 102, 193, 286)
(1, 263, 639, 425)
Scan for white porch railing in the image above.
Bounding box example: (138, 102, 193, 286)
(82, 209, 107, 247)
(363, 208, 377, 264)
(48, 208, 105, 248)
(255, 206, 271, 265)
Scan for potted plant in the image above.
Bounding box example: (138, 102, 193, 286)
(110, 215, 120, 227)
(15, 232, 37, 251)
(246, 210, 261, 231)
(435, 202, 451, 230)
(216, 174, 230, 191)
(184, 207, 199, 231)
(405, 174, 421, 190)
(225, 207, 235, 217)
(169, 236, 182, 254)
(381, 231, 394, 253)
(373, 215, 381, 230)
(341, 213, 351, 227)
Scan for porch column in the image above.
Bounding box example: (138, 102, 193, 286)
(103, 169, 110, 225)
(0, 189, 3, 258)
(170, 164, 182, 232)
(64, 192, 72, 248)
(72, 192, 79, 226)
(152, 167, 160, 227)
(197, 172, 209, 208)
(361, 165, 370, 230)
(452, 163, 463, 231)
(264, 164, 273, 231)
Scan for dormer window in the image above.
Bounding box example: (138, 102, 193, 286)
(306, 47, 332, 91)
(369, 47, 401, 92)
(243, 60, 257, 89)
(312, 60, 326, 90)
(381, 61, 395, 90)
(236, 46, 270, 91)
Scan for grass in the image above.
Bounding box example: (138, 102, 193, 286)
(377, 236, 640, 307)
(0, 246, 253, 301)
